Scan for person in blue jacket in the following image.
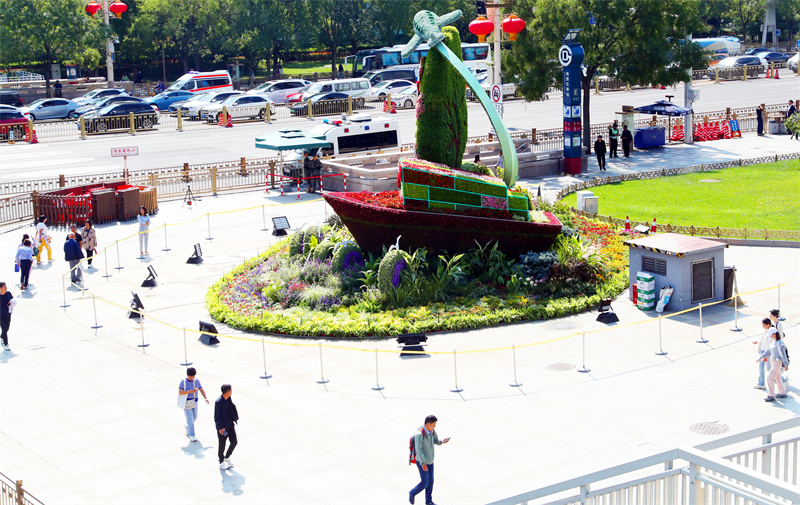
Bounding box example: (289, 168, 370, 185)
(64, 232, 84, 284)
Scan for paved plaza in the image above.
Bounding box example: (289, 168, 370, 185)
(0, 135, 798, 504)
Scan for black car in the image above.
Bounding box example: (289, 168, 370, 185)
(0, 91, 23, 108)
(80, 102, 159, 133)
(290, 93, 351, 116)
(746, 47, 770, 55)
(755, 51, 789, 64)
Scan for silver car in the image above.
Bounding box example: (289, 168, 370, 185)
(246, 79, 311, 103)
(73, 88, 129, 106)
(20, 98, 80, 121)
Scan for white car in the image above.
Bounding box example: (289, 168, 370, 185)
(199, 94, 275, 123)
(174, 91, 242, 119)
(73, 88, 129, 106)
(390, 85, 418, 109)
(369, 79, 416, 98)
(788, 53, 799, 72)
(246, 79, 311, 103)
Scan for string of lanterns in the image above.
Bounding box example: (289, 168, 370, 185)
(85, 0, 127, 18)
(469, 11, 526, 42)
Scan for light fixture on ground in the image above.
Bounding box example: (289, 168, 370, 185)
(596, 298, 619, 324)
(198, 321, 220, 345)
(186, 243, 203, 264)
(634, 224, 650, 235)
(272, 216, 290, 236)
(141, 265, 157, 287)
(397, 333, 428, 357)
(128, 291, 144, 319)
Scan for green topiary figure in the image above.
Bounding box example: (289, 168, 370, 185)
(377, 249, 407, 294)
(312, 240, 335, 261)
(331, 241, 364, 272)
(416, 25, 467, 169)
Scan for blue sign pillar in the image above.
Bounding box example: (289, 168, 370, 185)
(559, 31, 584, 175)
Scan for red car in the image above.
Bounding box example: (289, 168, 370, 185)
(0, 109, 28, 141)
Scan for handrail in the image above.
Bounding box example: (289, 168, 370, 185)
(696, 418, 800, 451)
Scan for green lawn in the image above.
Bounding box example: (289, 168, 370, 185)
(561, 161, 800, 231)
(281, 61, 343, 75)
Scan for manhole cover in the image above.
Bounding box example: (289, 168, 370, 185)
(689, 422, 730, 435)
(698, 179, 721, 183)
(548, 321, 581, 331)
(546, 363, 576, 372)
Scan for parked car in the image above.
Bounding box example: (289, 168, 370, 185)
(80, 102, 159, 133)
(0, 109, 28, 140)
(290, 93, 351, 116)
(0, 104, 19, 112)
(199, 94, 275, 123)
(175, 91, 242, 119)
(707, 56, 763, 76)
(143, 90, 195, 110)
(0, 90, 23, 108)
(286, 78, 371, 103)
(19, 98, 80, 121)
(788, 53, 799, 72)
(369, 79, 416, 97)
(754, 51, 789, 65)
(390, 85, 418, 109)
(746, 47, 770, 55)
(73, 95, 151, 118)
(246, 79, 311, 103)
(707, 54, 727, 67)
(73, 88, 129, 106)
(362, 69, 417, 85)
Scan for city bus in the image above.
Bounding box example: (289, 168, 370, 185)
(345, 43, 492, 77)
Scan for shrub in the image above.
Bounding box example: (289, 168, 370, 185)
(300, 285, 340, 310)
(299, 259, 333, 284)
(403, 182, 429, 200)
(378, 249, 407, 294)
(331, 241, 364, 271)
(454, 177, 507, 198)
(429, 186, 483, 207)
(459, 162, 493, 176)
(518, 250, 557, 282)
(312, 240, 335, 261)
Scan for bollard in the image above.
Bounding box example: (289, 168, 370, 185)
(371, 348, 384, 391)
(205, 214, 213, 241)
(138, 315, 149, 348)
(450, 350, 464, 393)
(115, 240, 124, 270)
(80, 116, 87, 139)
(714, 68, 719, 84)
(730, 290, 742, 332)
(777, 284, 785, 321)
(316, 343, 329, 384)
(297, 177, 301, 199)
(577, 331, 591, 373)
(696, 303, 708, 343)
(60, 276, 70, 308)
(260, 337, 273, 380)
(343, 174, 347, 192)
(509, 344, 522, 387)
(655, 316, 667, 355)
(91, 294, 102, 329)
(261, 204, 268, 231)
(176, 109, 183, 131)
(308, 100, 314, 120)
(265, 104, 272, 123)
(103, 249, 111, 278)
(181, 327, 192, 366)
(162, 224, 171, 252)
(129, 112, 136, 135)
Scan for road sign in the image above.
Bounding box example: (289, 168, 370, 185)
(491, 85, 503, 104)
(558, 45, 573, 67)
(111, 147, 138, 157)
(775, 29, 780, 37)
(493, 103, 503, 115)
(797, 39, 800, 48)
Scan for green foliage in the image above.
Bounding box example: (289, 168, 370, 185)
(465, 240, 516, 285)
(416, 26, 468, 168)
(786, 113, 800, 137)
(460, 162, 493, 176)
(377, 249, 406, 294)
(403, 183, 429, 200)
(454, 177, 507, 197)
(429, 187, 482, 207)
(331, 241, 363, 271)
(312, 240, 335, 261)
(430, 201, 455, 210)
(508, 194, 529, 211)
(538, 199, 576, 227)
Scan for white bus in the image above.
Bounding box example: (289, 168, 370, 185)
(345, 43, 491, 77)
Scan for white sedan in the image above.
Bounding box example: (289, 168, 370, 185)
(369, 79, 416, 98)
(199, 94, 276, 123)
(390, 85, 418, 109)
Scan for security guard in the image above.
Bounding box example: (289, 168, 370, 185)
(608, 120, 619, 158)
(307, 152, 322, 193)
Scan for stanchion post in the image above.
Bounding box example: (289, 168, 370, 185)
(730, 290, 742, 332)
(509, 344, 522, 387)
(205, 214, 213, 241)
(777, 284, 785, 321)
(114, 240, 124, 270)
(261, 204, 268, 231)
(371, 348, 384, 391)
(260, 337, 272, 380)
(577, 331, 591, 373)
(60, 276, 70, 308)
(696, 303, 708, 343)
(450, 350, 464, 393)
(103, 247, 111, 278)
(162, 224, 171, 252)
(91, 294, 102, 329)
(180, 327, 192, 366)
(316, 343, 329, 384)
(138, 314, 150, 348)
(655, 316, 667, 355)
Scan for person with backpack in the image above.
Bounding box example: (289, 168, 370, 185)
(769, 309, 789, 384)
(757, 328, 789, 401)
(409, 415, 449, 505)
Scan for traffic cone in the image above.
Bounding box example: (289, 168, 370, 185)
(29, 129, 39, 144)
(721, 121, 731, 139)
(625, 216, 631, 230)
(774, 68, 780, 79)
(390, 102, 397, 114)
(218, 114, 224, 127)
(765, 67, 772, 78)
(226, 115, 233, 128)
(383, 100, 390, 113)
(712, 121, 721, 140)
(651, 218, 657, 233)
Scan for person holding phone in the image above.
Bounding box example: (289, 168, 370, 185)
(409, 414, 449, 505)
(214, 384, 239, 470)
(178, 367, 208, 443)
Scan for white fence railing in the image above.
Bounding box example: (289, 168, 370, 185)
(489, 418, 800, 505)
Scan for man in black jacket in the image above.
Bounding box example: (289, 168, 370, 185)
(594, 135, 607, 171)
(214, 384, 239, 470)
(64, 233, 84, 284)
(621, 125, 633, 158)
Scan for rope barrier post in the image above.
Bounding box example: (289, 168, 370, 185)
(316, 343, 329, 384)
(655, 316, 667, 355)
(162, 224, 171, 252)
(91, 294, 102, 329)
(114, 240, 124, 270)
(730, 290, 742, 332)
(60, 276, 70, 308)
(138, 313, 149, 348)
(577, 331, 590, 373)
(777, 284, 785, 321)
(205, 214, 213, 241)
(371, 348, 384, 391)
(261, 204, 268, 231)
(180, 327, 192, 366)
(696, 303, 708, 343)
(259, 337, 272, 380)
(450, 350, 463, 393)
(509, 344, 522, 387)
(102, 247, 111, 278)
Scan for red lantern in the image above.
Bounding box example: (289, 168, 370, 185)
(469, 15, 495, 43)
(85, 1, 101, 16)
(108, 0, 127, 18)
(501, 14, 526, 41)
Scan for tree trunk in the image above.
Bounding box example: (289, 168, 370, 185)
(582, 70, 594, 155)
(273, 39, 280, 69)
(44, 51, 52, 99)
(331, 43, 337, 76)
(193, 54, 201, 72)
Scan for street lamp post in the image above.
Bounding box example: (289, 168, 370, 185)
(86, 0, 127, 83)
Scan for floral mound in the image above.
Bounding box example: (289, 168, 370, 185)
(205, 210, 634, 338)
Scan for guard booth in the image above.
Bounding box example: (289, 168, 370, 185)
(624, 233, 728, 312)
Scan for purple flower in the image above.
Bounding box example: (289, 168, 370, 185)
(482, 195, 506, 210)
(391, 259, 407, 288)
(343, 250, 364, 270)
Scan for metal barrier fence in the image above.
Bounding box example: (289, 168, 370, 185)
(0, 470, 45, 505)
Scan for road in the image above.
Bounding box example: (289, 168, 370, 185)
(1, 76, 797, 182)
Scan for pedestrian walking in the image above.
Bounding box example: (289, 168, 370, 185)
(138, 207, 151, 256)
(35, 215, 52, 264)
(64, 233, 84, 284)
(758, 328, 789, 401)
(473, 154, 481, 164)
(769, 309, 788, 385)
(495, 152, 504, 172)
(409, 414, 450, 505)
(214, 384, 239, 470)
(248, 67, 255, 87)
(753, 318, 774, 389)
(66, 223, 82, 244)
(178, 367, 209, 443)
(621, 125, 633, 158)
(787, 100, 797, 139)
(14, 240, 34, 291)
(756, 104, 764, 136)
(53, 80, 62, 98)
(594, 135, 607, 171)
(608, 121, 619, 157)
(82, 220, 97, 268)
(0, 282, 16, 352)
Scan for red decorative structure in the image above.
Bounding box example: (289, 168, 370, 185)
(501, 14, 526, 41)
(469, 15, 494, 43)
(109, 1, 127, 18)
(85, 1, 101, 16)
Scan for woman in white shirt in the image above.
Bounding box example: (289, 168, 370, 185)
(35, 215, 52, 263)
(757, 328, 789, 402)
(137, 206, 151, 256)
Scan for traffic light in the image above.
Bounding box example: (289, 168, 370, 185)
(476, 1, 487, 15)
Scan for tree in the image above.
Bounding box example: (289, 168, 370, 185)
(505, 0, 707, 155)
(723, 0, 767, 43)
(0, 0, 100, 95)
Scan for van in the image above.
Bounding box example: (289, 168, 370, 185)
(287, 78, 372, 102)
(166, 71, 233, 94)
(363, 69, 417, 86)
